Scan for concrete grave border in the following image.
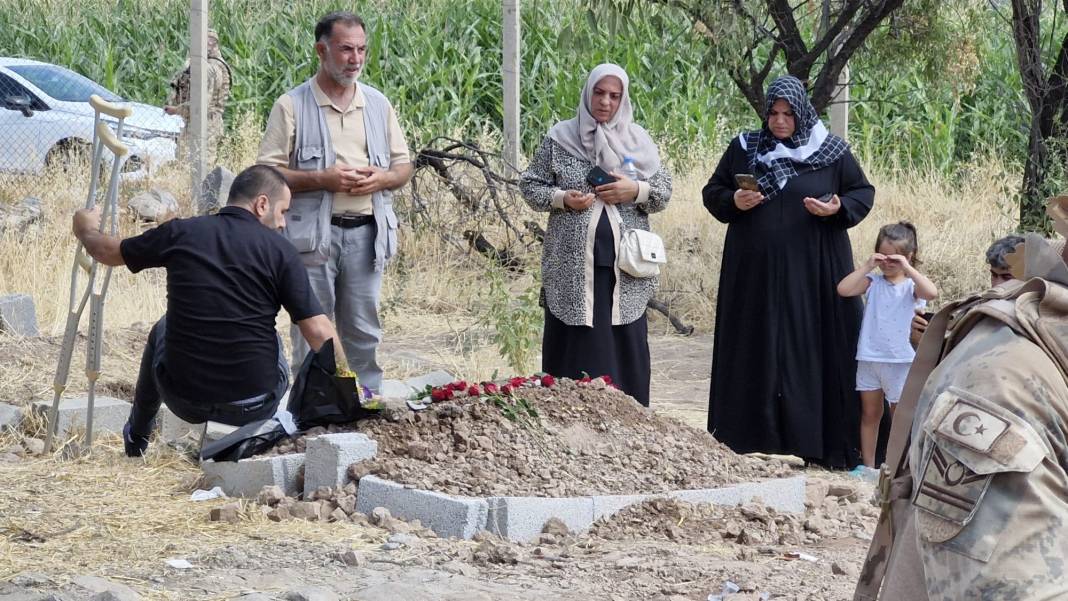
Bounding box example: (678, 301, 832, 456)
(203, 430, 805, 543)
(357, 474, 807, 542)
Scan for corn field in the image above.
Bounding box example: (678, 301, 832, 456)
(0, 0, 1043, 173)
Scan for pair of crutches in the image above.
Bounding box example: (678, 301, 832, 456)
(42, 94, 132, 455)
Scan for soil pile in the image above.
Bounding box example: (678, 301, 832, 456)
(588, 477, 878, 547)
(345, 378, 795, 497)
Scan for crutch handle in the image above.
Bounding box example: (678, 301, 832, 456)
(89, 94, 133, 120)
(94, 122, 129, 158)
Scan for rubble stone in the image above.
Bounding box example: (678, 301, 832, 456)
(209, 502, 242, 524)
(0, 293, 39, 337)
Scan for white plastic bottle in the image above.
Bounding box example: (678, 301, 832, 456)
(622, 156, 639, 180)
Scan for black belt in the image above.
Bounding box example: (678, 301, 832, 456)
(330, 214, 374, 228)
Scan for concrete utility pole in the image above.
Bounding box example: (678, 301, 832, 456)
(502, 0, 520, 168)
(829, 65, 849, 140)
(189, 0, 209, 203)
(821, 0, 849, 140)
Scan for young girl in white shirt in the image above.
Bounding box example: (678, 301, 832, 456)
(837, 221, 938, 469)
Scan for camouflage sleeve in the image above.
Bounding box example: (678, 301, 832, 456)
(909, 319, 1068, 601)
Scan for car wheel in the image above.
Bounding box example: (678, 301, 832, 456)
(45, 138, 92, 171)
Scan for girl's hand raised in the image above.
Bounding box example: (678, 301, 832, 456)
(866, 253, 887, 271)
(884, 254, 911, 269)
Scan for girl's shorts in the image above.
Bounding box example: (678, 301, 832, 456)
(856, 360, 911, 404)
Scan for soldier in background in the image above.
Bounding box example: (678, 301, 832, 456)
(165, 29, 232, 166)
(855, 197, 1068, 600)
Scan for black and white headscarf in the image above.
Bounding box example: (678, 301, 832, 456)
(739, 75, 849, 200)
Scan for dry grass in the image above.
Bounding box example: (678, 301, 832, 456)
(0, 433, 385, 599)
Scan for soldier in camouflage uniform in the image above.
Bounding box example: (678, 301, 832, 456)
(165, 29, 232, 166)
(856, 196, 1068, 600)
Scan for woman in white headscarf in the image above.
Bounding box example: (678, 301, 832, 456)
(520, 64, 672, 407)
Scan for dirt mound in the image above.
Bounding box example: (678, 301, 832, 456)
(338, 378, 795, 497)
(588, 477, 877, 549)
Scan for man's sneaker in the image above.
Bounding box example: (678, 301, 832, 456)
(123, 422, 150, 457)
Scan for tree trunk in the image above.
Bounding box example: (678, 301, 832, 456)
(1021, 117, 1052, 232)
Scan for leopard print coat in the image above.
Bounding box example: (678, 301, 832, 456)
(520, 137, 672, 327)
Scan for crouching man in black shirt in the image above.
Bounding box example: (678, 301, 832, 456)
(73, 165, 342, 456)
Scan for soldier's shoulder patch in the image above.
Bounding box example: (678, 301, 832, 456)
(933, 398, 1010, 453)
(913, 444, 991, 539)
(924, 387, 1048, 474)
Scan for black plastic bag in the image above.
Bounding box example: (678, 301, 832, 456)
(288, 339, 377, 430)
(200, 418, 288, 462)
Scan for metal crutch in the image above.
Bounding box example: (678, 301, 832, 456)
(42, 94, 132, 455)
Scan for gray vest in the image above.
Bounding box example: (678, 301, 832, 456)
(284, 79, 398, 271)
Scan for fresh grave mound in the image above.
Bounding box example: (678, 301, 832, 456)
(329, 377, 796, 497)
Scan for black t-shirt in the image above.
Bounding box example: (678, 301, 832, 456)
(120, 206, 322, 402)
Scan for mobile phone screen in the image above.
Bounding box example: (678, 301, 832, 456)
(735, 174, 759, 191)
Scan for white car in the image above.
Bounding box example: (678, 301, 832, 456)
(0, 57, 183, 177)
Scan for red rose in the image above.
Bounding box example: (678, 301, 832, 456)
(455, 380, 468, 390)
(508, 377, 526, 388)
(468, 385, 480, 397)
(579, 376, 591, 384)
(483, 382, 499, 394)
(501, 384, 513, 396)
(430, 388, 448, 402)
(540, 374, 556, 387)
(601, 375, 613, 386)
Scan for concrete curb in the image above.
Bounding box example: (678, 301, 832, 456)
(303, 433, 378, 497)
(487, 495, 594, 542)
(157, 406, 238, 449)
(31, 396, 130, 438)
(201, 453, 306, 497)
(356, 475, 488, 540)
(357, 475, 807, 542)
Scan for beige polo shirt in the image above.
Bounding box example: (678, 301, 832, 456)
(256, 79, 410, 216)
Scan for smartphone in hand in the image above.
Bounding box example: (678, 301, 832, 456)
(735, 173, 759, 192)
(587, 166, 618, 187)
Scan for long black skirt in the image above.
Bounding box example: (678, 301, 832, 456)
(542, 265, 650, 407)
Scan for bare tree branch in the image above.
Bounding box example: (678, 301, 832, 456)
(767, 0, 807, 65)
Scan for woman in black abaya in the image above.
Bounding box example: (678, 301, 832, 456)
(703, 75, 874, 468)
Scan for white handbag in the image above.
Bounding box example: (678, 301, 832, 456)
(612, 206, 666, 278)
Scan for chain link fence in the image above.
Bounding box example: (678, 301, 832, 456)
(0, 57, 187, 182)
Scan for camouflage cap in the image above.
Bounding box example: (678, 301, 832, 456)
(208, 29, 219, 41)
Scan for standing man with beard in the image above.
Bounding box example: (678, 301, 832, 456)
(257, 11, 412, 394)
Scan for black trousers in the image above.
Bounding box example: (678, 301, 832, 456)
(542, 265, 651, 407)
(128, 316, 289, 437)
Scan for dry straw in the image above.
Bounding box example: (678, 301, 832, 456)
(0, 435, 383, 600)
